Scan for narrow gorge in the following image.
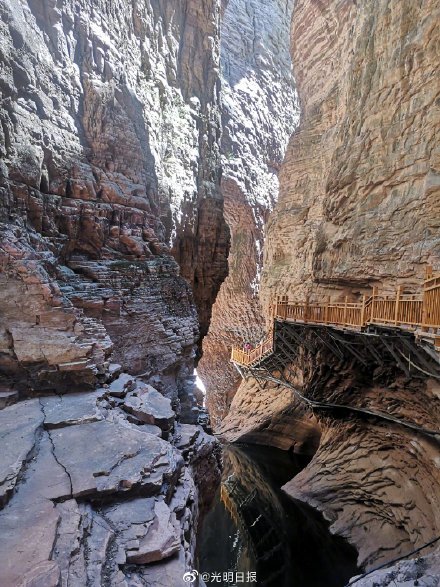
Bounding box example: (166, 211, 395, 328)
(0, 1, 439, 587)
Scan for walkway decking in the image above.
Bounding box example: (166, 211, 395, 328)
(231, 268, 440, 368)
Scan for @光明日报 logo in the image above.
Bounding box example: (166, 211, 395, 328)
(183, 570, 198, 583)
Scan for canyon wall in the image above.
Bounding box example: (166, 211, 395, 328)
(199, 0, 298, 426)
(261, 0, 440, 308)
(0, 1, 227, 584)
(222, 0, 440, 576)
(0, 0, 229, 404)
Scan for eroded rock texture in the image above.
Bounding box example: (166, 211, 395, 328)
(261, 0, 440, 307)
(221, 336, 440, 573)
(0, 0, 228, 401)
(222, 0, 440, 577)
(0, 1, 226, 584)
(198, 0, 298, 426)
(0, 384, 221, 586)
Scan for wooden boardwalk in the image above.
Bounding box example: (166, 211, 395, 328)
(231, 268, 440, 368)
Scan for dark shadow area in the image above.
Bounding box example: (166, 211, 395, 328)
(197, 444, 359, 587)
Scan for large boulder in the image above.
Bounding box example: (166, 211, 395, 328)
(49, 419, 182, 499)
(123, 384, 175, 433)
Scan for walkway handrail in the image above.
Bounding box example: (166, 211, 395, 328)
(231, 327, 275, 367)
(231, 268, 440, 367)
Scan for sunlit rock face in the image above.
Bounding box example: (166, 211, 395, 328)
(199, 0, 299, 427)
(222, 0, 440, 576)
(0, 0, 228, 405)
(261, 0, 440, 308)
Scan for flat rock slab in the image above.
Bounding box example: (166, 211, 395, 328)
(41, 391, 103, 428)
(0, 389, 19, 409)
(123, 385, 175, 431)
(125, 499, 180, 564)
(53, 501, 127, 587)
(175, 424, 200, 451)
(141, 423, 163, 437)
(128, 545, 188, 587)
(0, 498, 60, 587)
(169, 468, 196, 519)
(100, 497, 156, 563)
(0, 399, 43, 506)
(50, 420, 182, 499)
(0, 426, 73, 586)
(107, 373, 135, 397)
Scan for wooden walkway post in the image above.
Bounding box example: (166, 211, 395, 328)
(422, 266, 432, 331)
(324, 296, 330, 324)
(231, 268, 440, 369)
(371, 286, 378, 323)
(360, 294, 366, 326)
(394, 285, 402, 326)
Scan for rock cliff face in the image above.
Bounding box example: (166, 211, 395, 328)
(262, 0, 440, 307)
(0, 0, 226, 584)
(222, 0, 440, 577)
(0, 0, 229, 401)
(198, 0, 298, 426)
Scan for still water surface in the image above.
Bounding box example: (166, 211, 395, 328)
(197, 444, 359, 587)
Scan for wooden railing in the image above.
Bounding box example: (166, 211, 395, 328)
(230, 329, 274, 367)
(424, 272, 440, 328)
(231, 268, 440, 367)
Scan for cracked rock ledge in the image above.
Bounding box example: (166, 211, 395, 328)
(0, 374, 221, 587)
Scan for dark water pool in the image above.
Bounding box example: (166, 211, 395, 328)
(197, 444, 359, 587)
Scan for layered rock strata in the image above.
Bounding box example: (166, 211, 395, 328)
(222, 0, 440, 578)
(0, 1, 227, 584)
(261, 0, 440, 307)
(221, 334, 440, 573)
(0, 0, 229, 402)
(198, 0, 298, 426)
